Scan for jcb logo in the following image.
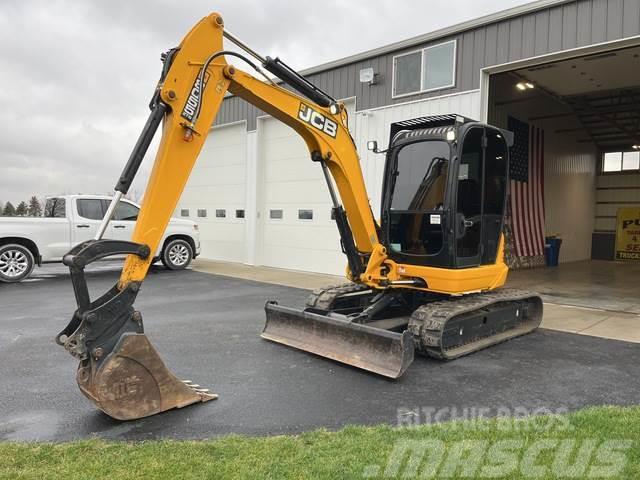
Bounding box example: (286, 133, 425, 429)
(181, 72, 210, 122)
(298, 104, 338, 138)
(110, 376, 142, 400)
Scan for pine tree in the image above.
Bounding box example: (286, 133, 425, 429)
(27, 196, 42, 217)
(0, 201, 3, 215)
(15, 201, 28, 216)
(2, 202, 16, 216)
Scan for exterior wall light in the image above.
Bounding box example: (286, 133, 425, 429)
(360, 67, 378, 85)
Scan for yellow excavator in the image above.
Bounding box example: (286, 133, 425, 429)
(56, 13, 542, 421)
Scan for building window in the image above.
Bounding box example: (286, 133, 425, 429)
(215, 209, 226, 218)
(181, 209, 190, 217)
(269, 209, 283, 219)
(197, 209, 207, 218)
(623, 151, 640, 171)
(236, 209, 245, 219)
(393, 40, 456, 98)
(298, 209, 313, 220)
(393, 51, 422, 96)
(603, 151, 640, 172)
(423, 42, 456, 91)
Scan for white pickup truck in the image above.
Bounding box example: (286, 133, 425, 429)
(0, 194, 200, 282)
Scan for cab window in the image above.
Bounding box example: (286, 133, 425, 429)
(390, 141, 449, 211)
(387, 141, 449, 256)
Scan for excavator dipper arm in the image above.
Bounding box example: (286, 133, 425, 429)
(57, 13, 384, 420)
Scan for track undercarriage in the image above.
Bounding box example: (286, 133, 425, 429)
(263, 283, 543, 377)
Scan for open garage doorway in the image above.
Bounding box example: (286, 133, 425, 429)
(486, 43, 640, 313)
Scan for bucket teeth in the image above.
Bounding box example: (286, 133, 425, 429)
(182, 380, 217, 399)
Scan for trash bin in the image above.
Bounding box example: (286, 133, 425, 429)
(545, 236, 562, 267)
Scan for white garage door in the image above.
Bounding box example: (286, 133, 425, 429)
(258, 100, 356, 275)
(179, 122, 247, 262)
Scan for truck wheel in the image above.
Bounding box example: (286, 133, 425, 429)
(161, 239, 193, 270)
(0, 244, 35, 283)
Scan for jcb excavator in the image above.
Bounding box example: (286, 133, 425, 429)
(56, 13, 542, 421)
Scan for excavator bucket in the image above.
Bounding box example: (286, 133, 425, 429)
(59, 240, 216, 421)
(262, 302, 414, 379)
(75, 333, 216, 421)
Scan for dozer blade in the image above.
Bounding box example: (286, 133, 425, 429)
(76, 333, 216, 421)
(263, 302, 414, 379)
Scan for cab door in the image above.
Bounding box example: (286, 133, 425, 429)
(455, 127, 484, 267)
(481, 129, 508, 265)
(454, 127, 509, 268)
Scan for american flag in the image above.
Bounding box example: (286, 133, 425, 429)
(507, 116, 545, 258)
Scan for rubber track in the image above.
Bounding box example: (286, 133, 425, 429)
(408, 288, 543, 360)
(305, 283, 372, 311)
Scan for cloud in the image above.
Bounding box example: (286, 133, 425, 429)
(0, 0, 530, 204)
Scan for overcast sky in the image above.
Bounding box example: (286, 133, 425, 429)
(0, 0, 532, 205)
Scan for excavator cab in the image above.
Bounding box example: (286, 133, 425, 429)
(380, 115, 513, 271)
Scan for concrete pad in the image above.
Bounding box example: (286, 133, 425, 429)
(507, 260, 640, 314)
(541, 303, 639, 344)
(579, 315, 640, 343)
(541, 304, 610, 334)
(193, 259, 343, 290)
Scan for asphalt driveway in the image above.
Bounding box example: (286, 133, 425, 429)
(0, 263, 638, 441)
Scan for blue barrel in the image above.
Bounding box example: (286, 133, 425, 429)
(545, 237, 562, 266)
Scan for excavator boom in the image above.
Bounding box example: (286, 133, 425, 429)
(57, 13, 392, 420)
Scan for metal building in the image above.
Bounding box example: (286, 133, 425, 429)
(177, 0, 640, 275)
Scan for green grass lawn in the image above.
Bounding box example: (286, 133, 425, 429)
(1, 406, 638, 479)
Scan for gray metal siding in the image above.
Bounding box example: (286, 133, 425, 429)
(215, 0, 640, 130)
